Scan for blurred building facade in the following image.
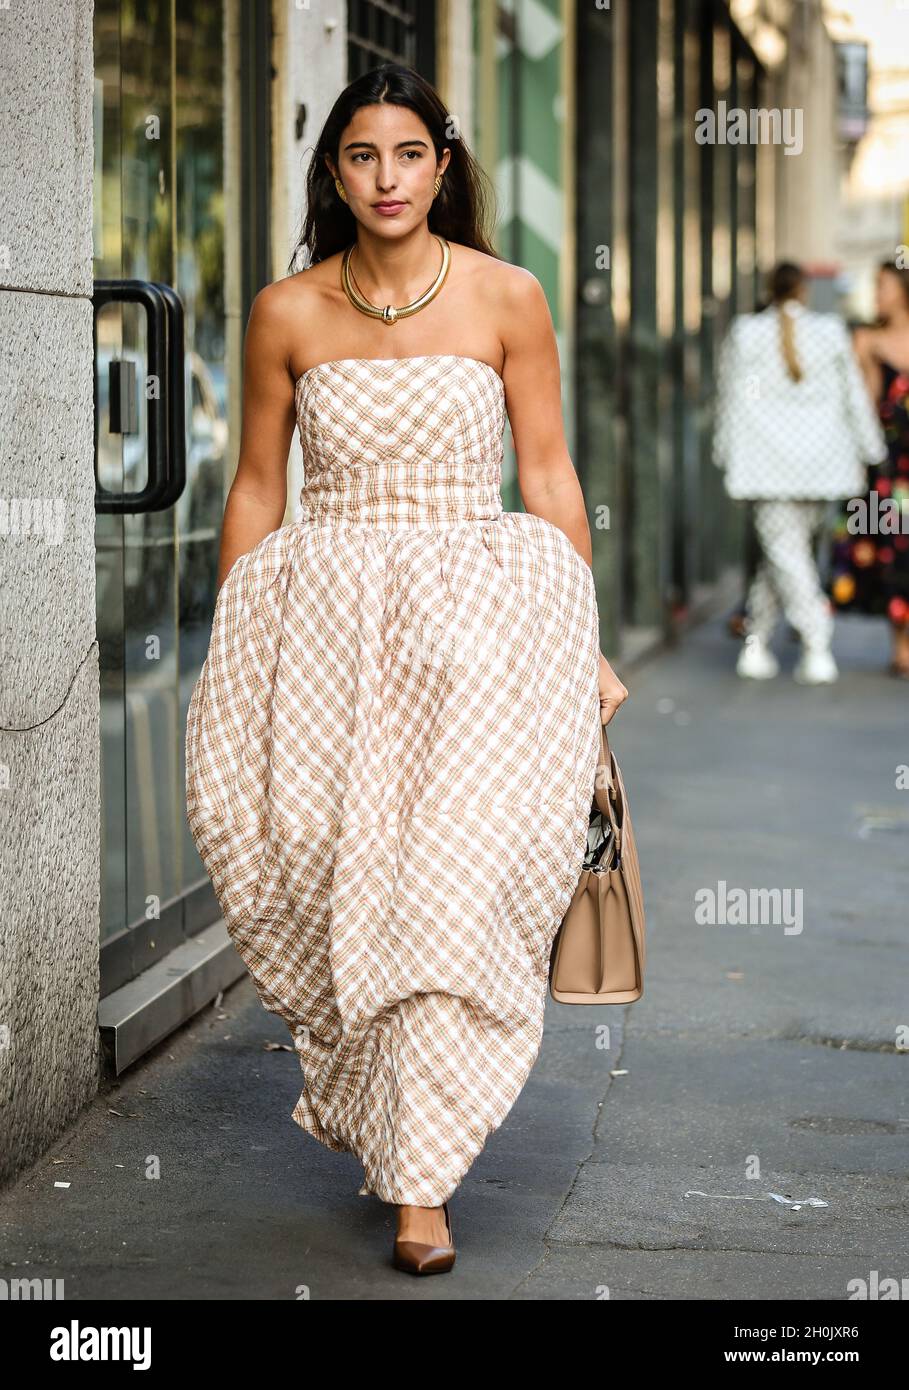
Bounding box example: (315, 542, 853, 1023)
(0, 0, 844, 1182)
(827, 0, 909, 321)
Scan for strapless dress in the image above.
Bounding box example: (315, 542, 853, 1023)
(185, 354, 602, 1206)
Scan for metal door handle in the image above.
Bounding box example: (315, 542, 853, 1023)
(93, 278, 186, 513)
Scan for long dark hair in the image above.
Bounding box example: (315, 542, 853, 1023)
(878, 258, 909, 322)
(768, 261, 805, 382)
(288, 64, 500, 272)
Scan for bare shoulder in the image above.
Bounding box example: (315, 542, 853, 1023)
(451, 244, 536, 301)
(247, 258, 346, 373)
(488, 256, 545, 308)
(458, 253, 552, 353)
(257, 257, 343, 321)
(852, 323, 880, 358)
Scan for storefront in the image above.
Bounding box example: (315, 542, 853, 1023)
(576, 0, 765, 655)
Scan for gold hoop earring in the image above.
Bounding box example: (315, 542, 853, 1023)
(433, 176, 443, 198)
(335, 178, 349, 205)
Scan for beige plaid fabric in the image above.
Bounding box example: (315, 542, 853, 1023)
(185, 354, 602, 1206)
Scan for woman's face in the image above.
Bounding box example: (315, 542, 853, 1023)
(876, 268, 909, 322)
(328, 103, 450, 237)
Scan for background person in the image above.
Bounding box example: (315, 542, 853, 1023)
(829, 260, 909, 677)
(713, 261, 887, 684)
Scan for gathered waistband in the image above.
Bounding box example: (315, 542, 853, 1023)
(297, 467, 504, 529)
(294, 514, 505, 532)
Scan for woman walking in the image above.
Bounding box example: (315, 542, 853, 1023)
(713, 262, 887, 683)
(830, 260, 909, 676)
(185, 63, 628, 1276)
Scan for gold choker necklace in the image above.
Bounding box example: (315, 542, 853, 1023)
(341, 235, 451, 324)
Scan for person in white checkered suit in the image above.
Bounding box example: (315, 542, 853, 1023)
(713, 262, 888, 683)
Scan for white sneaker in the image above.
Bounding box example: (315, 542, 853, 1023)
(793, 648, 838, 684)
(736, 635, 780, 680)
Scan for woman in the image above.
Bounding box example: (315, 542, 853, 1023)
(830, 260, 909, 676)
(185, 63, 628, 1276)
(713, 262, 887, 684)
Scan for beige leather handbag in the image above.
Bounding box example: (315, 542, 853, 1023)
(549, 722, 646, 1004)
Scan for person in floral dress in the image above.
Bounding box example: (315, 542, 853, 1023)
(830, 261, 909, 676)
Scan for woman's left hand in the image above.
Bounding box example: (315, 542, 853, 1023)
(598, 652, 629, 726)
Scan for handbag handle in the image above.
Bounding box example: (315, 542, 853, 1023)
(593, 720, 624, 856)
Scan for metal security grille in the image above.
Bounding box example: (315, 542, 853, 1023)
(347, 0, 436, 81)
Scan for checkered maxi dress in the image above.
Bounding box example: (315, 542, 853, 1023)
(185, 354, 602, 1206)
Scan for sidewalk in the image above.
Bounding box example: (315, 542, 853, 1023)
(1, 612, 907, 1300)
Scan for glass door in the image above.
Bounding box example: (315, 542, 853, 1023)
(93, 0, 228, 992)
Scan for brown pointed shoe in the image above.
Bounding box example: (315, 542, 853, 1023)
(392, 1200, 455, 1276)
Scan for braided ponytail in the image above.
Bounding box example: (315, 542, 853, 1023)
(769, 262, 806, 383)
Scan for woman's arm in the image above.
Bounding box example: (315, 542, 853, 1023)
(712, 317, 740, 474)
(498, 269, 628, 724)
(846, 324, 888, 466)
(852, 325, 883, 406)
(215, 285, 298, 591)
(499, 270, 593, 563)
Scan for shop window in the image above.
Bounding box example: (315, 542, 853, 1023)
(347, 0, 436, 81)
